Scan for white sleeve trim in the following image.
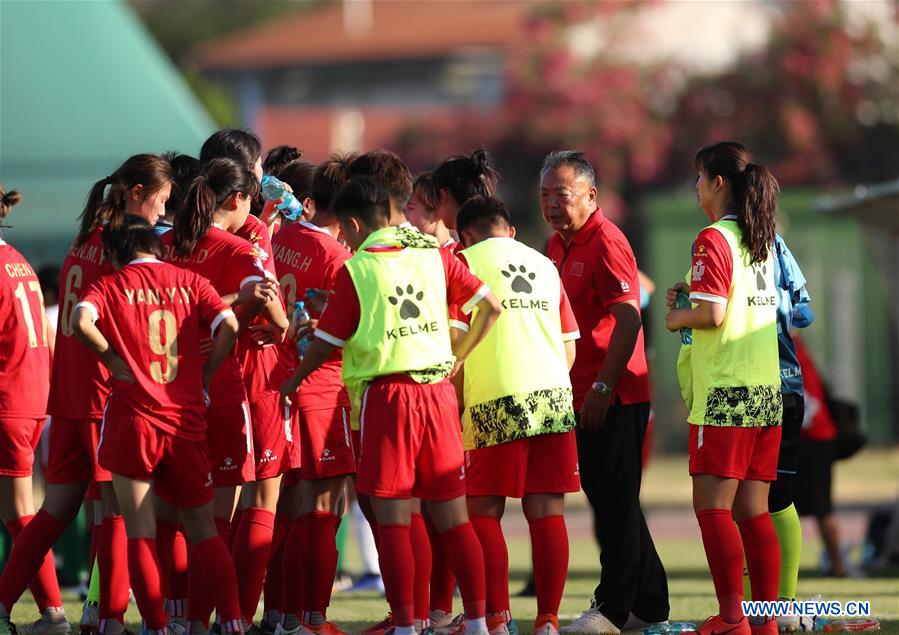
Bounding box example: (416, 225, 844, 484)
(689, 291, 728, 307)
(461, 284, 490, 315)
(449, 319, 470, 332)
(562, 330, 581, 342)
(210, 309, 235, 334)
(314, 328, 346, 347)
(239, 275, 264, 289)
(74, 301, 99, 323)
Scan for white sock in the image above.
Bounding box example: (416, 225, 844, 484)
(394, 626, 416, 635)
(465, 617, 488, 634)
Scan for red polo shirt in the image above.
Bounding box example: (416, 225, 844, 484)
(547, 208, 650, 409)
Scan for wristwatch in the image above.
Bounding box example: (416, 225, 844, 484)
(591, 381, 613, 396)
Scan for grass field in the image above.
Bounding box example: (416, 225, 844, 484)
(9, 449, 899, 634)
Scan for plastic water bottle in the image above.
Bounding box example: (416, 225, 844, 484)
(644, 623, 697, 634)
(674, 289, 693, 345)
(262, 174, 304, 221)
(292, 301, 312, 358)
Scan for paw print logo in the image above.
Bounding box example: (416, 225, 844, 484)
(501, 264, 536, 294)
(224, 457, 233, 467)
(388, 284, 424, 320)
(752, 263, 768, 291)
(264, 449, 272, 458)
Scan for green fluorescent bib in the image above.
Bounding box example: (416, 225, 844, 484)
(460, 237, 575, 449)
(342, 227, 455, 428)
(689, 220, 782, 427)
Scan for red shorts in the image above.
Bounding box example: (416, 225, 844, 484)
(46, 416, 111, 485)
(299, 405, 355, 481)
(207, 402, 255, 486)
(0, 417, 45, 477)
(282, 402, 301, 474)
(97, 402, 213, 509)
(465, 431, 580, 498)
(352, 430, 361, 467)
(249, 392, 291, 480)
(688, 424, 782, 481)
(356, 377, 465, 501)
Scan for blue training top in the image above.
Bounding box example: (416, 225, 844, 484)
(773, 233, 813, 396)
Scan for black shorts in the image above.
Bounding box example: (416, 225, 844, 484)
(795, 438, 835, 517)
(776, 394, 804, 476)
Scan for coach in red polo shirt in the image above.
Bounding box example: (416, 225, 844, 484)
(542, 151, 669, 635)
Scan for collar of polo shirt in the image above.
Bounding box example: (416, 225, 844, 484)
(569, 207, 606, 244)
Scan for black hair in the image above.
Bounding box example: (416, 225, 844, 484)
(456, 195, 511, 236)
(102, 215, 163, 266)
(278, 160, 316, 204)
(199, 129, 262, 171)
(37, 264, 61, 300)
(432, 149, 499, 207)
(540, 150, 596, 186)
(0, 186, 21, 219)
(313, 153, 357, 213)
(263, 145, 302, 177)
(333, 177, 391, 228)
(346, 149, 413, 208)
(162, 151, 201, 217)
(174, 158, 260, 256)
(694, 141, 778, 263)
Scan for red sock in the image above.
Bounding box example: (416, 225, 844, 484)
(281, 515, 308, 617)
(193, 535, 242, 624)
(99, 515, 130, 623)
(528, 515, 568, 616)
(426, 519, 454, 614)
(188, 543, 212, 627)
(170, 527, 189, 611)
(738, 513, 781, 603)
(156, 520, 179, 599)
(470, 516, 508, 616)
(410, 514, 432, 621)
(89, 523, 101, 569)
(229, 508, 243, 552)
(232, 507, 276, 622)
(127, 538, 167, 630)
(263, 513, 292, 614)
(439, 523, 486, 619)
(0, 510, 67, 611)
(378, 525, 415, 627)
(301, 511, 340, 616)
(3, 515, 63, 610)
(697, 509, 744, 623)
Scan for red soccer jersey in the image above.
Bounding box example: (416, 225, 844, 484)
(0, 242, 50, 418)
(689, 226, 733, 305)
(234, 214, 282, 399)
(161, 226, 265, 405)
(78, 260, 233, 439)
(271, 221, 351, 408)
(546, 208, 650, 409)
(794, 336, 838, 442)
(317, 247, 486, 346)
(47, 227, 115, 419)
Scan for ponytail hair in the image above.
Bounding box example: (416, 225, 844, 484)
(263, 145, 302, 177)
(432, 148, 500, 207)
(694, 141, 778, 263)
(0, 186, 22, 219)
(174, 157, 260, 256)
(77, 154, 173, 246)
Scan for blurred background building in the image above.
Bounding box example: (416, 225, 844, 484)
(2, 0, 897, 448)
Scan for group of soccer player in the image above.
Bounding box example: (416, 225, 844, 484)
(0, 133, 806, 635)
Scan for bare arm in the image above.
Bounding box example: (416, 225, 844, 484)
(665, 301, 725, 331)
(564, 339, 577, 371)
(73, 306, 135, 383)
(203, 314, 239, 389)
(280, 337, 337, 406)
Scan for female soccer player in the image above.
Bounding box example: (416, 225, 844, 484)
(199, 131, 293, 626)
(431, 149, 499, 231)
(0, 155, 173, 635)
(0, 187, 65, 635)
(162, 156, 284, 631)
(665, 141, 782, 635)
(405, 173, 458, 251)
(72, 215, 243, 635)
(269, 154, 355, 635)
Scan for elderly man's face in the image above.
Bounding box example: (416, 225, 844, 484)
(539, 165, 597, 236)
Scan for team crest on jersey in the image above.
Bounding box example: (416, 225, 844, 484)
(569, 261, 585, 277)
(692, 259, 705, 281)
(620, 279, 630, 292)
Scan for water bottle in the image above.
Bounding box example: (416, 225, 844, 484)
(674, 289, 693, 345)
(644, 623, 697, 634)
(262, 174, 304, 221)
(292, 301, 312, 358)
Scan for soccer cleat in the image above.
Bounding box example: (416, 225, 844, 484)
(428, 613, 453, 633)
(297, 623, 345, 635)
(79, 602, 99, 635)
(695, 616, 750, 635)
(749, 621, 778, 635)
(559, 601, 620, 635)
(347, 574, 385, 594)
(533, 615, 559, 635)
(272, 625, 298, 635)
(361, 614, 394, 635)
(486, 616, 509, 635)
(506, 621, 518, 635)
(26, 610, 71, 635)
